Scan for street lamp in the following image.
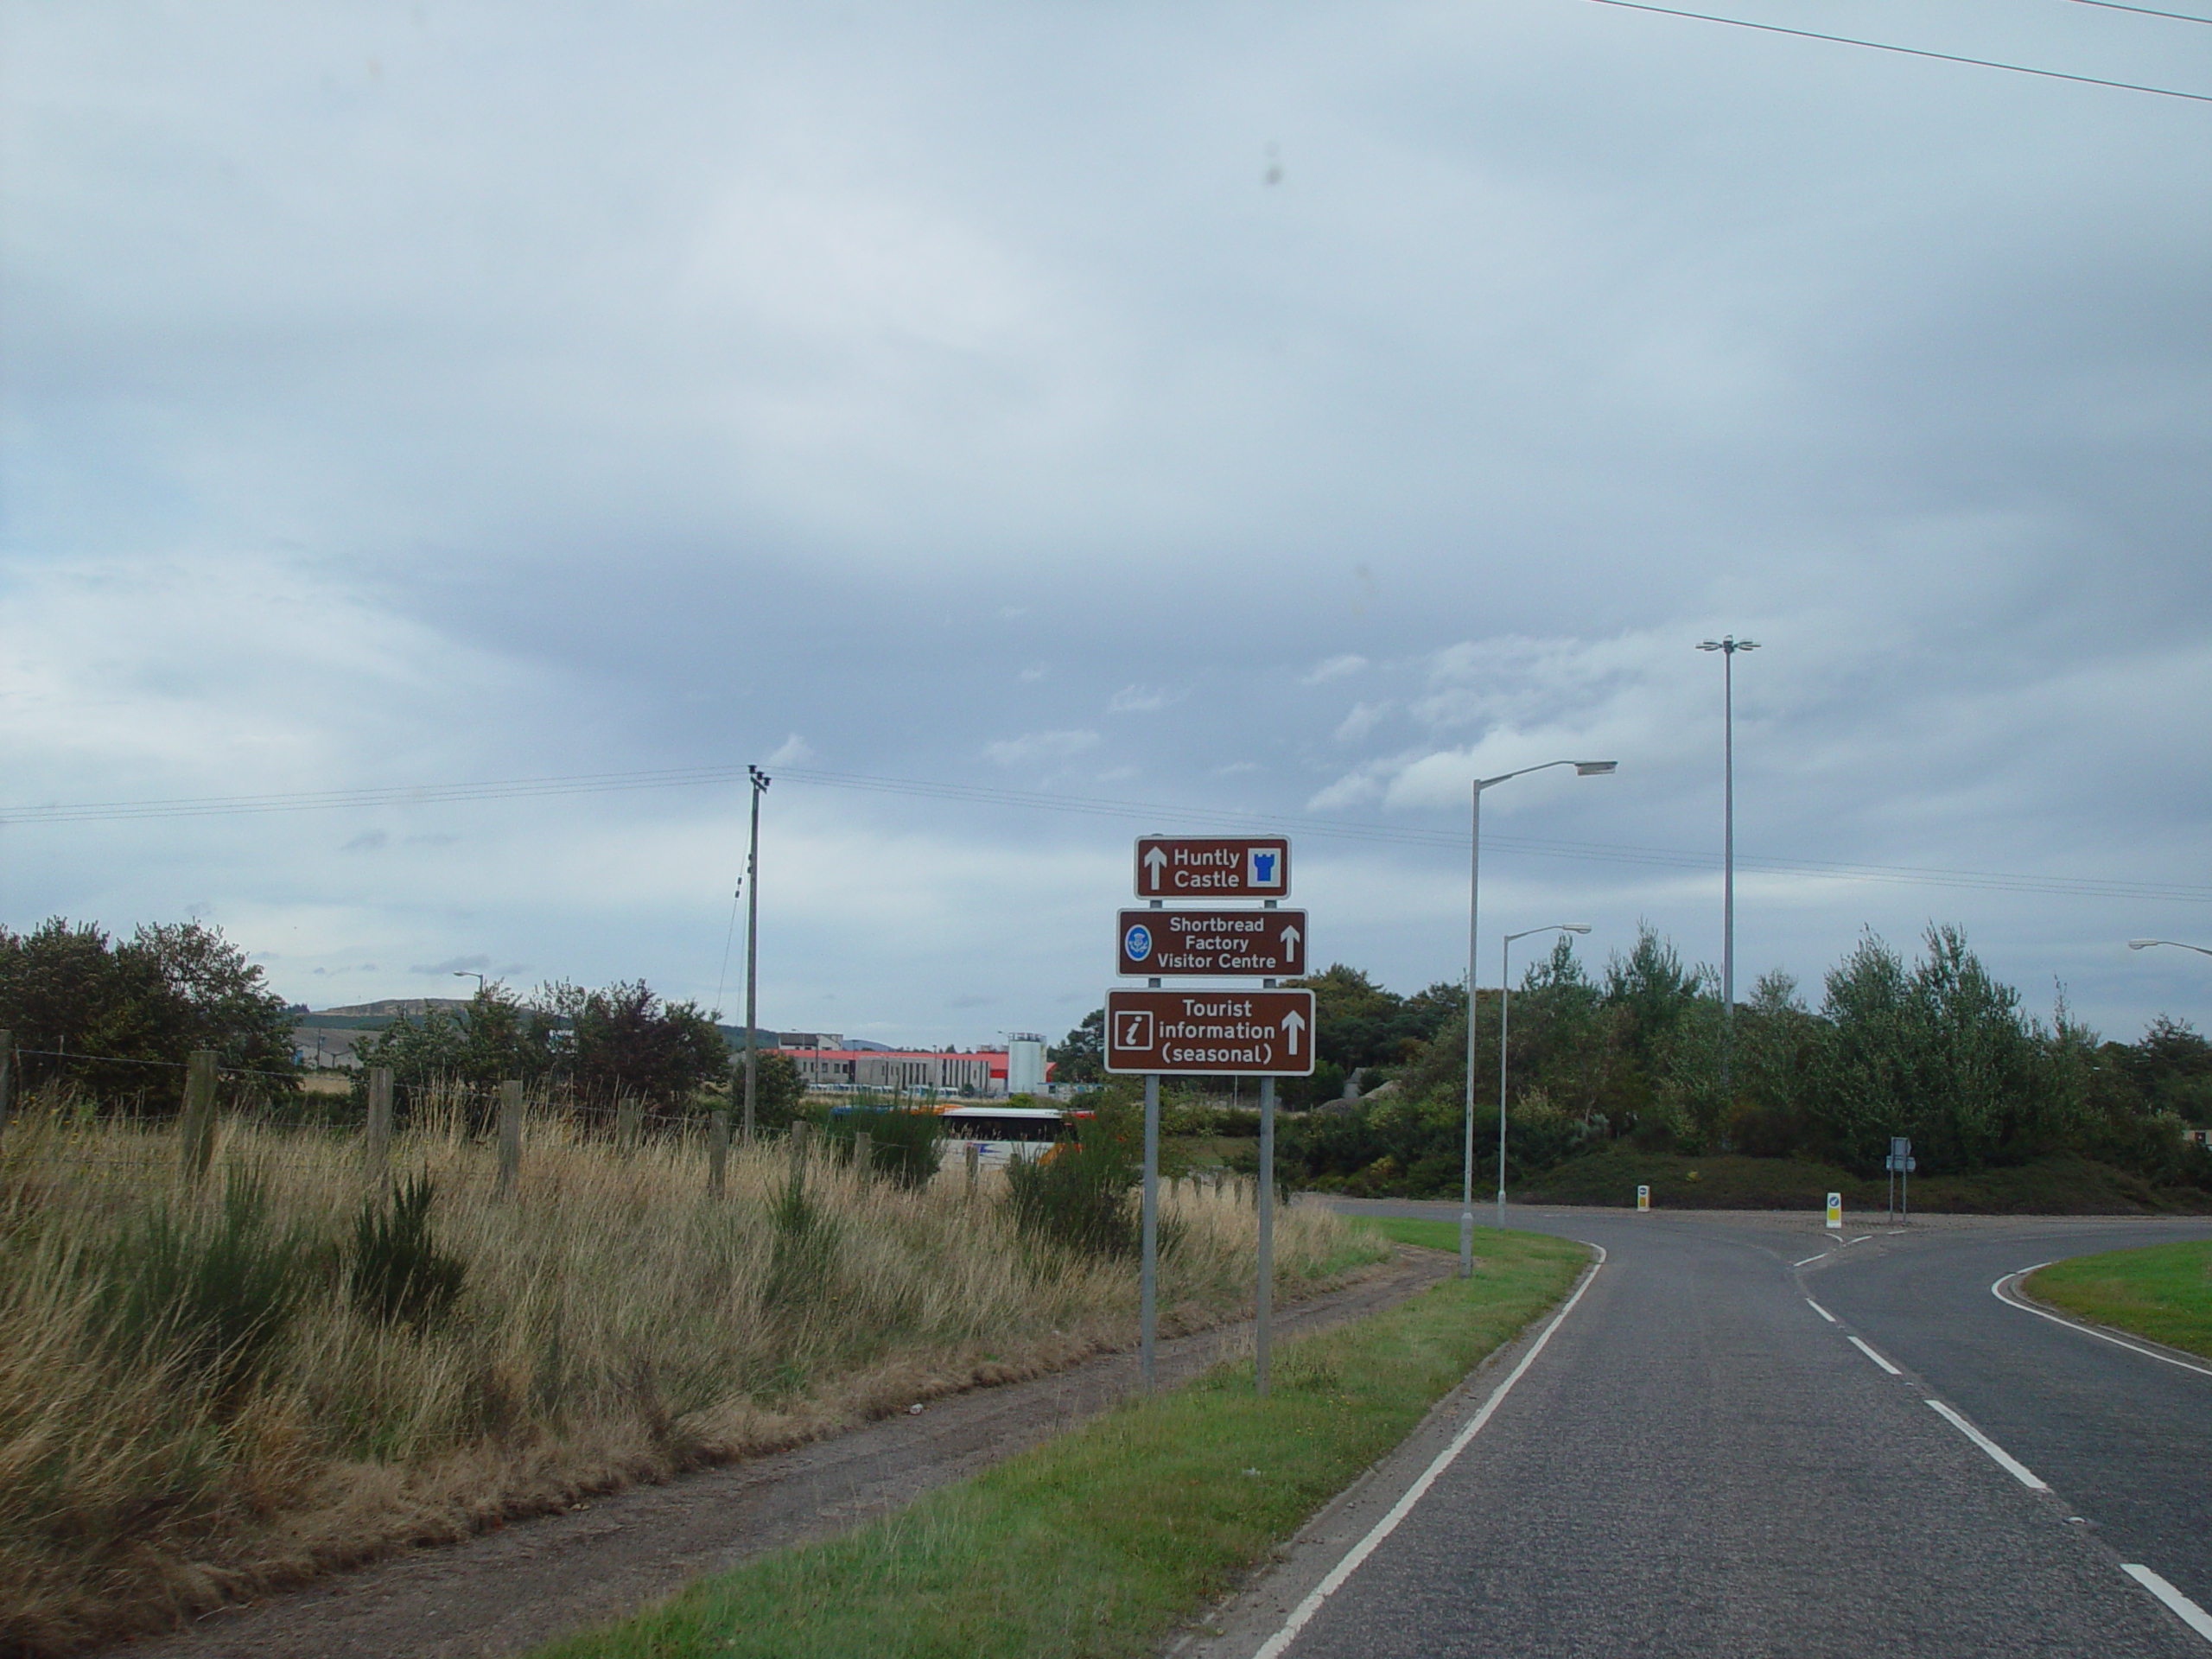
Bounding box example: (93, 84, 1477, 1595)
(1698, 636, 1759, 1093)
(1461, 758, 1618, 1278)
(1499, 925, 1592, 1226)
(2130, 938, 2212, 959)
(453, 971, 486, 997)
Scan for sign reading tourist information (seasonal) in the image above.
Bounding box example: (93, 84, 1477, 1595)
(1116, 907, 1307, 977)
(1134, 836, 1291, 899)
(1103, 988, 1317, 1075)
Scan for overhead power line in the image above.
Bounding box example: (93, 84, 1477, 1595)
(4, 761, 2206, 906)
(1579, 0, 2212, 101)
(2063, 0, 2212, 23)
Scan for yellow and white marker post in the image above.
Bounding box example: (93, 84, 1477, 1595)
(1637, 1184, 1650, 1212)
(1825, 1192, 1843, 1230)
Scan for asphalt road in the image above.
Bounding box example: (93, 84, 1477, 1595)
(1196, 1201, 2212, 1658)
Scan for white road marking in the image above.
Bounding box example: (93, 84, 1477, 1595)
(1805, 1298, 1838, 1324)
(1249, 1244, 1609, 1659)
(1793, 1253, 1828, 1268)
(1992, 1268, 2212, 1379)
(1926, 1399, 2049, 1491)
(1847, 1335, 1901, 1376)
(2121, 1564, 2212, 1644)
(1844, 1234, 1872, 1245)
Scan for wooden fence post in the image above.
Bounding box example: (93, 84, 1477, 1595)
(365, 1067, 393, 1179)
(616, 1092, 642, 1149)
(963, 1139, 979, 1196)
(853, 1130, 873, 1186)
(180, 1050, 219, 1180)
(496, 1079, 523, 1197)
(709, 1109, 730, 1197)
(0, 1028, 12, 1141)
(789, 1118, 813, 1173)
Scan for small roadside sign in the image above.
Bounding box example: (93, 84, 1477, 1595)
(1885, 1154, 1917, 1173)
(1891, 1135, 1911, 1160)
(1135, 836, 1291, 899)
(1637, 1184, 1650, 1212)
(1825, 1192, 1843, 1230)
(1103, 988, 1316, 1075)
(1117, 907, 1307, 977)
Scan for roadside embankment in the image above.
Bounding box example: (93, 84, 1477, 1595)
(531, 1223, 1588, 1659)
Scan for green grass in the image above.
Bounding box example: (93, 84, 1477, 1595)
(534, 1227, 1588, 1659)
(1353, 1215, 1466, 1254)
(2025, 1239, 2212, 1360)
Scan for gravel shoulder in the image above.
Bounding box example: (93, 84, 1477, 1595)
(111, 1248, 1455, 1659)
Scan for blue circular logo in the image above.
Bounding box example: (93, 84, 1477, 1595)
(1124, 924, 1153, 962)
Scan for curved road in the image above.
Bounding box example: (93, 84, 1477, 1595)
(1195, 1201, 2212, 1659)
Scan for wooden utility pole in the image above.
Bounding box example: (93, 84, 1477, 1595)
(743, 766, 771, 1138)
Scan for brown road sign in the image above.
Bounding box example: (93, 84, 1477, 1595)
(1103, 988, 1316, 1075)
(1135, 836, 1291, 899)
(1117, 908, 1306, 977)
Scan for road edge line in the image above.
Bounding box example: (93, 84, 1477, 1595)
(1847, 1335, 1901, 1375)
(2121, 1564, 2212, 1645)
(1993, 1268, 2212, 1379)
(1926, 1398, 2049, 1491)
(1249, 1243, 1607, 1659)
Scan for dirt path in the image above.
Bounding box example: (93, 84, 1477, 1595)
(114, 1249, 1455, 1659)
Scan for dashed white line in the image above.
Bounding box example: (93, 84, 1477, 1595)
(2121, 1565, 2212, 1644)
(1847, 1335, 1901, 1376)
(1249, 1244, 1607, 1659)
(1792, 1253, 1828, 1268)
(1844, 1234, 1872, 1245)
(1993, 1268, 2212, 1379)
(1804, 1298, 1838, 1324)
(1926, 1399, 2048, 1491)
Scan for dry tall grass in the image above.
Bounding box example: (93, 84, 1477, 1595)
(0, 1095, 1382, 1655)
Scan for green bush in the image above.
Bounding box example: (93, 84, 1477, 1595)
(764, 1166, 838, 1311)
(1002, 1103, 1141, 1259)
(103, 1166, 325, 1406)
(825, 1106, 944, 1192)
(348, 1173, 466, 1331)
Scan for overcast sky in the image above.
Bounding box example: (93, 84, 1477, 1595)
(3, 1, 2206, 1049)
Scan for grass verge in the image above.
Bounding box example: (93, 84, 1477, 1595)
(1515, 1146, 2212, 1215)
(536, 1226, 1589, 1659)
(2025, 1239, 2212, 1360)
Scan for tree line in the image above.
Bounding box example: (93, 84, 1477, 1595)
(0, 917, 803, 1126)
(1053, 922, 2212, 1196)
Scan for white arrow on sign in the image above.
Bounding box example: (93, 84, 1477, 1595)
(1143, 846, 1168, 891)
(1280, 924, 1300, 956)
(1281, 1009, 1306, 1054)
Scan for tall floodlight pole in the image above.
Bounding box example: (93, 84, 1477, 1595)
(1461, 758, 1618, 1277)
(1698, 637, 1758, 1095)
(1501, 925, 1592, 1226)
(742, 765, 772, 1138)
(2130, 938, 2212, 958)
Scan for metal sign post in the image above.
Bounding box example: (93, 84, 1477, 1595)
(1115, 836, 1308, 1399)
(1141, 1072, 1160, 1389)
(1256, 1075, 1275, 1397)
(1887, 1137, 1915, 1225)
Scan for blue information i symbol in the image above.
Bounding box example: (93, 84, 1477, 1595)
(1123, 924, 1154, 962)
